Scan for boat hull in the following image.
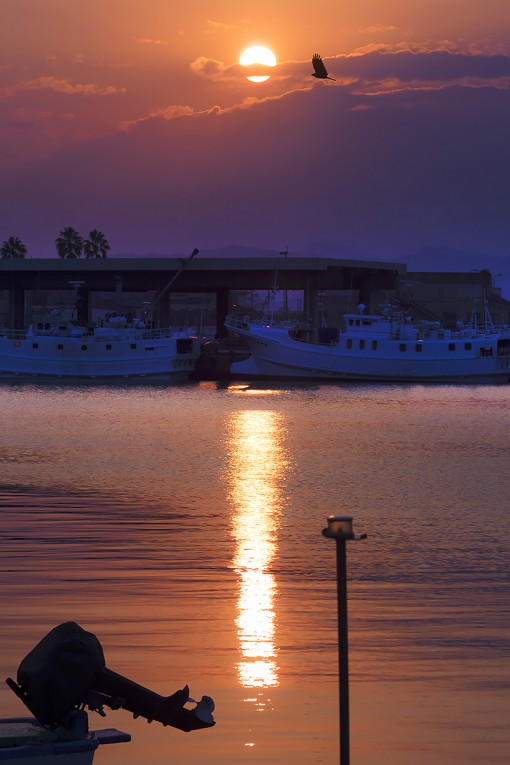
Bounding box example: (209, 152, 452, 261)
(0, 335, 201, 381)
(227, 323, 510, 384)
(0, 718, 130, 765)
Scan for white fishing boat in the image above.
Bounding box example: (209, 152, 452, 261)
(0, 311, 201, 381)
(225, 303, 510, 383)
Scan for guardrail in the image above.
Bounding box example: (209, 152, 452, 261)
(0, 326, 197, 341)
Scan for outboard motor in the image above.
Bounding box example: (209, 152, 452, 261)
(6, 622, 215, 733)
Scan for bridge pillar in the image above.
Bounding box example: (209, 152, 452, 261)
(216, 288, 230, 338)
(303, 278, 319, 326)
(114, 275, 123, 314)
(76, 287, 89, 325)
(10, 286, 25, 330)
(159, 295, 171, 328)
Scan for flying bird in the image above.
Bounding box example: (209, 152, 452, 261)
(311, 53, 335, 81)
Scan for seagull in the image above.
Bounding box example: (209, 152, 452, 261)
(311, 53, 335, 81)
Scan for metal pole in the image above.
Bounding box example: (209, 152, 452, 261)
(336, 537, 350, 765)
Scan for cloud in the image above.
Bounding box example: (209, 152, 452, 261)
(190, 56, 315, 87)
(349, 39, 509, 56)
(190, 49, 510, 95)
(120, 104, 194, 131)
(2, 73, 510, 262)
(138, 38, 168, 45)
(189, 56, 228, 79)
(203, 19, 237, 35)
(327, 50, 510, 92)
(359, 75, 510, 97)
(119, 83, 313, 131)
(360, 25, 398, 34)
(3, 76, 126, 98)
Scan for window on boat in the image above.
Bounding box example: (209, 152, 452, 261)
(81, 345, 87, 351)
(347, 339, 353, 349)
(355, 319, 361, 326)
(399, 343, 406, 352)
(348, 319, 353, 326)
(32, 343, 39, 349)
(362, 319, 371, 326)
(57, 344, 64, 350)
(145, 346, 155, 351)
(106, 344, 112, 350)
(371, 340, 378, 351)
(415, 344, 423, 352)
(130, 343, 137, 350)
(359, 339, 365, 350)
(480, 347, 493, 357)
(448, 343, 456, 351)
(464, 342, 472, 351)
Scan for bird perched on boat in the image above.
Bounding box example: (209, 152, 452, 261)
(311, 53, 335, 81)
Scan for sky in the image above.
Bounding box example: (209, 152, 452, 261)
(1, 0, 510, 283)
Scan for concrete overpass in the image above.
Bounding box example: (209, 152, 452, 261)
(0, 255, 406, 335)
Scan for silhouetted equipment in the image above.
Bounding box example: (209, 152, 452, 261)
(311, 53, 336, 81)
(6, 622, 215, 733)
(146, 247, 199, 320)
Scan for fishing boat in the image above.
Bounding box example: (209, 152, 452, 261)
(0, 310, 201, 381)
(225, 302, 510, 383)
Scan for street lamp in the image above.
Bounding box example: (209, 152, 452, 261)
(322, 515, 367, 765)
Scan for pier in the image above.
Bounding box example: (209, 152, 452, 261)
(0, 256, 404, 334)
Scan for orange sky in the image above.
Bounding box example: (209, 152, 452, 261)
(1, 1, 510, 272)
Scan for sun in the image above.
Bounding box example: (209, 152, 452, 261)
(239, 45, 276, 83)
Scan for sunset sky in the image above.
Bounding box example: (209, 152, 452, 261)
(1, 1, 509, 279)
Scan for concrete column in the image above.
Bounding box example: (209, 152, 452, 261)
(303, 280, 319, 326)
(159, 295, 171, 328)
(76, 287, 89, 325)
(10, 286, 25, 330)
(114, 274, 123, 314)
(216, 288, 230, 338)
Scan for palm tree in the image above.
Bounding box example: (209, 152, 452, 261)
(1, 236, 27, 259)
(84, 229, 110, 259)
(55, 227, 83, 259)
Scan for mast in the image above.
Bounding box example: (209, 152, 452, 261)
(146, 247, 199, 323)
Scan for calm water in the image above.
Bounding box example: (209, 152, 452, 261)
(1, 381, 509, 765)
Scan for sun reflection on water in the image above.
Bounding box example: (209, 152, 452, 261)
(227, 410, 287, 701)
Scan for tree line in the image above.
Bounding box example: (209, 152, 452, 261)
(1, 227, 110, 259)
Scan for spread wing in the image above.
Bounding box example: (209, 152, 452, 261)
(312, 53, 328, 78)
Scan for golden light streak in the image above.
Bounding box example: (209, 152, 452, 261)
(227, 410, 286, 696)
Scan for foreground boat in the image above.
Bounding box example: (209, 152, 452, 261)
(225, 306, 510, 383)
(0, 716, 130, 765)
(0, 312, 201, 381)
(2, 622, 215, 764)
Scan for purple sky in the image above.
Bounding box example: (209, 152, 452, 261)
(1, 2, 509, 291)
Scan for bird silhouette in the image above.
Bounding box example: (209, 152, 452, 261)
(311, 53, 335, 81)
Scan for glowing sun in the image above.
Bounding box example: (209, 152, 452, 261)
(239, 45, 276, 82)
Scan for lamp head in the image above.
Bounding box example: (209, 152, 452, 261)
(322, 515, 354, 540)
(322, 515, 367, 541)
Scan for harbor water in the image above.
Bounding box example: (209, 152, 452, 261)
(1, 381, 509, 764)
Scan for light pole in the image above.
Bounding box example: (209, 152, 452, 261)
(322, 515, 367, 765)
